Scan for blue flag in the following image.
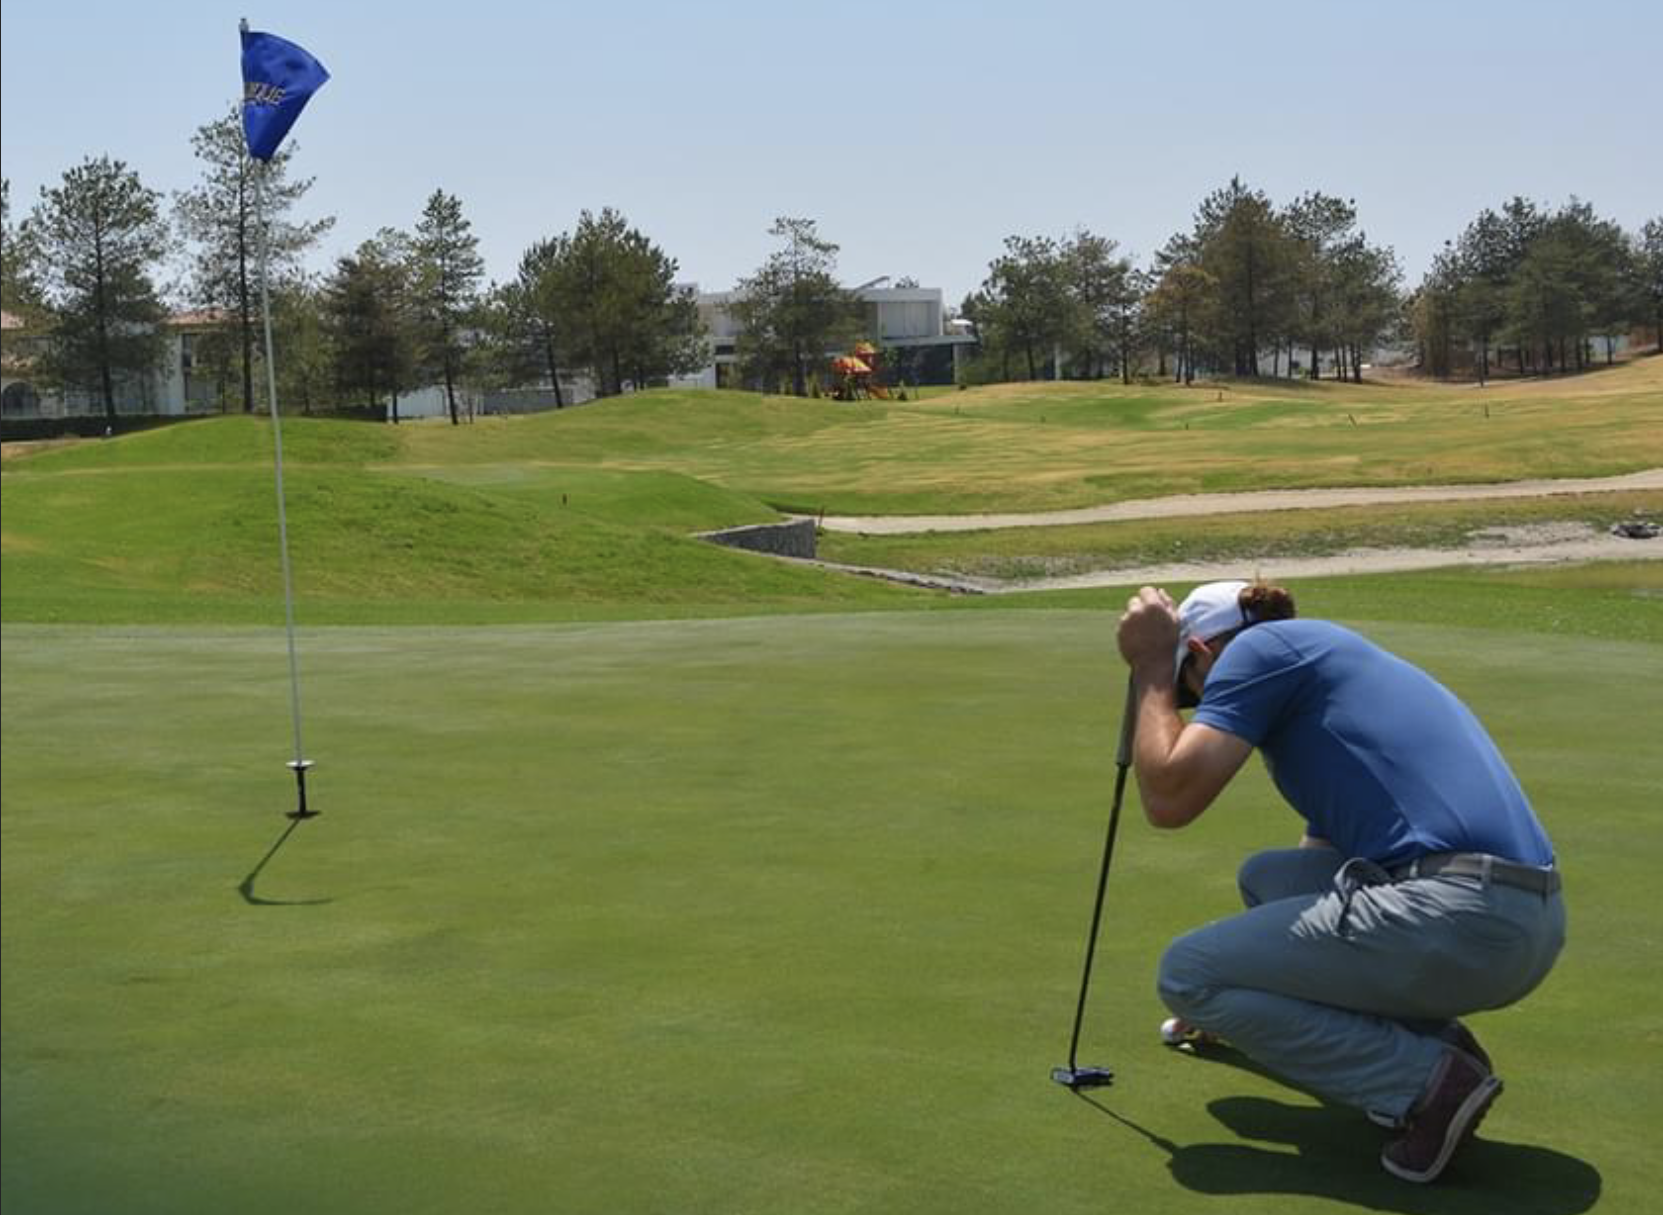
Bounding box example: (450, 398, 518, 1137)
(240, 26, 329, 161)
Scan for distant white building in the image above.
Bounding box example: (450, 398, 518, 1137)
(2, 308, 226, 423)
(670, 283, 976, 390)
(392, 374, 610, 422)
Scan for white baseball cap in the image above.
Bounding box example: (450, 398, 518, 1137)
(1174, 580, 1251, 705)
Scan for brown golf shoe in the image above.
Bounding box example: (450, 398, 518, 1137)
(1368, 1025, 1491, 1131)
(1381, 1048, 1503, 1183)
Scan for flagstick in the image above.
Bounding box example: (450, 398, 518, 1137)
(255, 157, 317, 820)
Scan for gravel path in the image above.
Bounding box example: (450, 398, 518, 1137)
(800, 470, 1663, 593)
(813, 526, 1662, 595)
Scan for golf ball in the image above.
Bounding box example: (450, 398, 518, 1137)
(1159, 1017, 1188, 1045)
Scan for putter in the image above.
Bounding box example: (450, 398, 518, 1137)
(1052, 676, 1137, 1091)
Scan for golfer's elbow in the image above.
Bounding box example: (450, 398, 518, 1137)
(1134, 722, 1248, 831)
(1138, 778, 1210, 829)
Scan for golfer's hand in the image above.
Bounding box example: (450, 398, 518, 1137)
(1117, 586, 1180, 672)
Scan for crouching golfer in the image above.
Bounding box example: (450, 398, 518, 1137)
(1115, 580, 1564, 1184)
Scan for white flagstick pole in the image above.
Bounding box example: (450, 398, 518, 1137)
(254, 155, 317, 819)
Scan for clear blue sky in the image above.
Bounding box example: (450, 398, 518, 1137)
(4, 0, 1658, 305)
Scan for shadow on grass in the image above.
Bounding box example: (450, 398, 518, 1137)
(1072, 1085, 1600, 1214)
(1192, 1095, 1598, 1214)
(236, 817, 333, 907)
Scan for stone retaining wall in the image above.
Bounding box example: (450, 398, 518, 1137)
(698, 519, 818, 559)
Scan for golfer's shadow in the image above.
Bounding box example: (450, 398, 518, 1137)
(237, 818, 333, 907)
(1074, 1069, 1601, 1214)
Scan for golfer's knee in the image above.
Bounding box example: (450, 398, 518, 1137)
(1237, 852, 1277, 907)
(1237, 847, 1339, 907)
(1157, 933, 1212, 1016)
(1237, 850, 1297, 910)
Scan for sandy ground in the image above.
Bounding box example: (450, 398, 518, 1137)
(812, 470, 1663, 534)
(802, 471, 1663, 594)
(812, 532, 1661, 594)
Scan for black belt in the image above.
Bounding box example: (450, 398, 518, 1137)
(1389, 852, 1561, 895)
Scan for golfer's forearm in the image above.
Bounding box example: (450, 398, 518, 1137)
(1128, 668, 1205, 828)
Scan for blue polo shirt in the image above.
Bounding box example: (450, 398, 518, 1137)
(1191, 620, 1553, 867)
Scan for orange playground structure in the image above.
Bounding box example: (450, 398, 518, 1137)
(831, 342, 890, 400)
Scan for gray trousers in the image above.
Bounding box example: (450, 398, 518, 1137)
(1157, 847, 1566, 1118)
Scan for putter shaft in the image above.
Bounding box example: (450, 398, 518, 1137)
(1055, 678, 1137, 1088)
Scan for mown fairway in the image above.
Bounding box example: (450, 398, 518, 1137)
(390, 358, 1663, 513)
(3, 364, 1661, 1213)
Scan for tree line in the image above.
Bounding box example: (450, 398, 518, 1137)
(1, 111, 707, 425)
(961, 179, 1659, 387)
(1409, 199, 1663, 381)
(4, 123, 1660, 428)
(961, 178, 1404, 385)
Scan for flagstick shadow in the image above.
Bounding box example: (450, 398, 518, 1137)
(237, 817, 333, 906)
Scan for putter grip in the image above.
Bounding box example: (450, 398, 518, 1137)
(1116, 677, 1137, 767)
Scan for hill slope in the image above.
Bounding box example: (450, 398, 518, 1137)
(4, 359, 1659, 623)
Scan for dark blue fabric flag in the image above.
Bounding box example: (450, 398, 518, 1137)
(240, 26, 329, 161)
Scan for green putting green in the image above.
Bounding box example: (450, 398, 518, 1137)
(5, 366, 1659, 1210)
(3, 573, 1657, 1213)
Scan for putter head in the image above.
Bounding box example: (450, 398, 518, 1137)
(1051, 1065, 1115, 1090)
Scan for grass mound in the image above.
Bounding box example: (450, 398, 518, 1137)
(398, 361, 1663, 513)
(0, 463, 916, 624)
(7, 413, 402, 471)
(4, 359, 1658, 623)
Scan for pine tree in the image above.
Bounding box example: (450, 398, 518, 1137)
(504, 236, 571, 406)
(1192, 177, 1298, 378)
(411, 190, 484, 425)
(1062, 229, 1135, 381)
(970, 234, 1073, 382)
(2, 178, 45, 319)
(174, 108, 332, 412)
(1283, 193, 1358, 379)
(323, 231, 417, 418)
(731, 217, 862, 395)
(271, 274, 332, 414)
(23, 156, 170, 423)
(1638, 218, 1663, 353)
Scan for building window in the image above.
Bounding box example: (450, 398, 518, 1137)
(2, 381, 42, 417)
